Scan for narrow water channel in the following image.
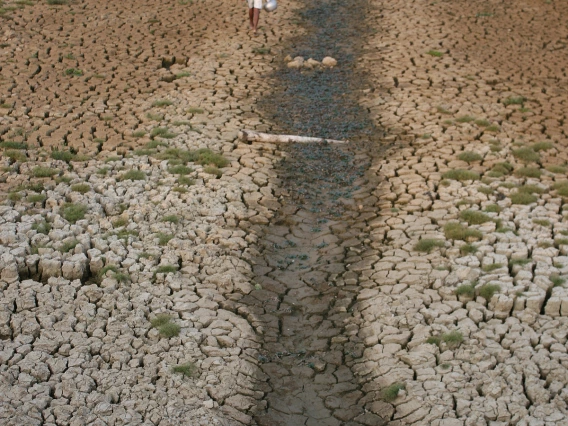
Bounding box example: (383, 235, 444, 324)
(240, 0, 384, 424)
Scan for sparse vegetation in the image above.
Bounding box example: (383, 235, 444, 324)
(60, 239, 79, 253)
(203, 166, 222, 178)
(546, 165, 566, 174)
(132, 130, 146, 138)
(152, 100, 173, 107)
(442, 331, 464, 348)
(510, 191, 537, 205)
(51, 150, 75, 162)
(437, 106, 452, 114)
(120, 170, 146, 181)
(444, 222, 483, 241)
(151, 127, 176, 139)
(442, 169, 480, 182)
(150, 314, 181, 338)
(5, 150, 27, 162)
(162, 215, 179, 223)
(172, 362, 197, 377)
(175, 71, 191, 79)
(178, 176, 195, 186)
(112, 217, 128, 227)
(426, 50, 443, 57)
(509, 258, 531, 267)
(478, 283, 501, 300)
(552, 181, 568, 197)
(482, 263, 503, 272)
(47, 0, 68, 4)
(532, 142, 553, 152)
(155, 265, 179, 274)
(382, 383, 406, 402)
(61, 203, 87, 223)
(533, 219, 551, 227)
(8, 192, 22, 202)
(27, 193, 46, 203)
(550, 275, 566, 287)
(458, 151, 482, 163)
(97, 167, 109, 175)
(460, 243, 478, 255)
(146, 112, 165, 121)
(474, 119, 491, 127)
(459, 210, 492, 225)
(414, 239, 444, 253)
(514, 167, 541, 178)
(503, 96, 526, 106)
(187, 107, 204, 114)
(31, 166, 59, 178)
(512, 147, 540, 163)
(157, 232, 173, 245)
(477, 186, 494, 195)
(455, 283, 476, 297)
(71, 183, 90, 194)
(169, 165, 193, 175)
(0, 141, 26, 149)
(456, 115, 475, 123)
(64, 68, 83, 76)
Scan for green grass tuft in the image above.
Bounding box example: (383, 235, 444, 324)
(477, 186, 494, 195)
(71, 183, 90, 194)
(458, 151, 482, 163)
(0, 141, 27, 150)
(32, 220, 51, 234)
(27, 193, 46, 203)
(112, 217, 128, 227)
(162, 215, 179, 223)
(60, 239, 79, 253)
(426, 336, 441, 345)
(459, 210, 492, 225)
(456, 115, 475, 123)
(132, 130, 146, 138)
(512, 147, 540, 163)
(169, 165, 193, 175)
(178, 176, 195, 186)
(155, 265, 179, 274)
(61, 203, 87, 223)
(550, 275, 566, 287)
(51, 150, 76, 162)
(204, 166, 222, 178)
(444, 222, 483, 241)
(414, 239, 444, 253)
(32, 166, 59, 178)
(152, 100, 173, 107)
(442, 169, 480, 182)
(64, 68, 83, 76)
(552, 181, 568, 197)
(546, 165, 566, 174)
(482, 263, 503, 272)
(442, 331, 464, 347)
(532, 142, 553, 152)
(382, 383, 405, 402)
(460, 243, 478, 255)
(478, 283, 500, 300)
(503, 96, 526, 106)
(533, 219, 550, 227)
(151, 314, 172, 328)
(159, 322, 181, 338)
(474, 119, 491, 127)
(187, 107, 204, 114)
(157, 232, 174, 246)
(151, 127, 176, 139)
(172, 362, 197, 377)
(510, 192, 537, 205)
(455, 283, 476, 297)
(426, 50, 443, 57)
(120, 170, 146, 181)
(514, 167, 541, 178)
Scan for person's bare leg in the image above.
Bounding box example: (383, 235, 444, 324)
(249, 8, 254, 30)
(252, 8, 260, 34)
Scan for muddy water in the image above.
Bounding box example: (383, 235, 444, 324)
(241, 0, 386, 424)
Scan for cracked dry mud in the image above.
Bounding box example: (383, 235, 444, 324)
(2, 0, 568, 425)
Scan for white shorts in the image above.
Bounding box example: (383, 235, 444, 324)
(248, 0, 262, 9)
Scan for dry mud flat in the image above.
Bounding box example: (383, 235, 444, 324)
(2, 0, 568, 426)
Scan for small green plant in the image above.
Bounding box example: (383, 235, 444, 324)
(518, 184, 545, 195)
(47, 0, 68, 4)
(178, 176, 195, 186)
(510, 192, 537, 205)
(532, 142, 553, 152)
(157, 232, 173, 245)
(512, 147, 540, 163)
(414, 239, 444, 253)
(477, 186, 494, 195)
(172, 362, 197, 377)
(175, 71, 191, 79)
(120, 170, 146, 181)
(478, 283, 501, 300)
(456, 199, 474, 207)
(550, 275, 566, 287)
(4, 150, 27, 162)
(460, 243, 478, 255)
(459, 210, 492, 225)
(132, 130, 146, 138)
(0, 141, 26, 150)
(112, 217, 128, 227)
(8, 192, 22, 202)
(105, 156, 122, 163)
(554, 238, 568, 247)
(509, 258, 531, 267)
(172, 121, 192, 127)
(482, 263, 503, 272)
(134, 149, 154, 156)
(252, 46, 271, 55)
(32, 220, 51, 234)
(152, 100, 173, 107)
(71, 183, 90, 194)
(440, 363, 451, 370)
(546, 165, 566, 174)
(146, 112, 165, 121)
(533, 219, 550, 227)
(97, 167, 108, 175)
(489, 144, 502, 153)
(538, 241, 553, 248)
(27, 193, 46, 203)
(426, 50, 443, 57)
(65, 68, 83, 76)
(114, 272, 130, 283)
(442, 331, 464, 348)
(151, 314, 172, 328)
(458, 151, 482, 163)
(456, 115, 476, 123)
(455, 283, 476, 297)
(145, 140, 165, 149)
(437, 106, 452, 114)
(514, 167, 541, 178)
(60, 239, 79, 253)
(32, 166, 59, 178)
(204, 166, 222, 178)
(382, 383, 405, 402)
(61, 203, 87, 223)
(162, 215, 179, 223)
(503, 96, 526, 106)
(151, 127, 176, 139)
(474, 119, 491, 127)
(155, 265, 179, 274)
(169, 165, 193, 175)
(187, 107, 204, 114)
(51, 150, 75, 162)
(552, 181, 568, 197)
(442, 169, 480, 181)
(426, 336, 441, 346)
(159, 322, 181, 338)
(173, 186, 187, 193)
(99, 265, 120, 277)
(444, 222, 483, 241)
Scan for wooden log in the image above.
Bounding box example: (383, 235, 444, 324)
(238, 129, 348, 144)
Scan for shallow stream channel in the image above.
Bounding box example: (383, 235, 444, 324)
(236, 0, 389, 424)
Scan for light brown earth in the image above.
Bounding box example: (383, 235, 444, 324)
(1, 0, 568, 425)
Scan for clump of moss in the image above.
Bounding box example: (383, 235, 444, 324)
(381, 383, 406, 402)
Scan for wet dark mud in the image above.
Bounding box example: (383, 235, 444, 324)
(241, 0, 388, 425)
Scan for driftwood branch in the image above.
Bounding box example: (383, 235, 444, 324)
(238, 130, 348, 145)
